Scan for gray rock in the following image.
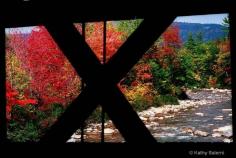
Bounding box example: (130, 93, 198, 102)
(165, 133, 176, 137)
(214, 117, 223, 120)
(173, 109, 179, 112)
(85, 128, 93, 132)
(195, 113, 204, 116)
(139, 116, 148, 121)
(152, 108, 163, 114)
(212, 133, 221, 138)
(182, 127, 194, 134)
(223, 138, 232, 143)
(213, 125, 232, 138)
(194, 130, 209, 137)
(148, 117, 156, 122)
(71, 133, 81, 139)
(152, 126, 159, 130)
(145, 124, 152, 129)
(67, 138, 77, 143)
(150, 122, 159, 127)
(104, 128, 115, 134)
(177, 136, 192, 140)
(222, 109, 232, 112)
(153, 108, 163, 114)
(147, 111, 155, 117)
(163, 111, 168, 114)
(164, 115, 174, 119)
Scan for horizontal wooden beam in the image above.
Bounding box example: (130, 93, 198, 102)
(0, 0, 233, 27)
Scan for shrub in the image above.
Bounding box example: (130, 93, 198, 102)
(8, 105, 40, 142)
(8, 120, 40, 142)
(153, 96, 163, 107)
(86, 106, 109, 124)
(8, 103, 66, 142)
(153, 95, 179, 107)
(50, 103, 65, 118)
(124, 83, 156, 111)
(132, 94, 151, 111)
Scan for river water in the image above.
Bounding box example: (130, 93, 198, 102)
(68, 89, 232, 143)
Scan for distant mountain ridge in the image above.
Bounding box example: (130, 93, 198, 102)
(174, 22, 227, 42)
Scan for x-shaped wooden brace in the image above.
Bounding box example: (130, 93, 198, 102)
(40, 16, 176, 143)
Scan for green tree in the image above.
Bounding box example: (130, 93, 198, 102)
(175, 48, 198, 88)
(149, 60, 172, 94)
(185, 33, 196, 50)
(222, 16, 230, 38)
(195, 32, 203, 44)
(117, 19, 143, 39)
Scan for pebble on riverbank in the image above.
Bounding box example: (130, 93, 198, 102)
(213, 125, 232, 138)
(194, 130, 209, 137)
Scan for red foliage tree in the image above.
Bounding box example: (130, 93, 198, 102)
(143, 25, 182, 62)
(163, 25, 182, 48)
(79, 22, 124, 63)
(106, 22, 124, 61)
(12, 26, 81, 109)
(156, 25, 182, 59)
(135, 63, 152, 82)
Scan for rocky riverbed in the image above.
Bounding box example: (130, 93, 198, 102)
(67, 88, 232, 143)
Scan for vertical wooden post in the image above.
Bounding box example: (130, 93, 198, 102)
(0, 25, 6, 143)
(101, 20, 106, 143)
(80, 22, 86, 143)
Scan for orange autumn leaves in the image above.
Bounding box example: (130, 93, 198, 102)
(75, 22, 124, 63)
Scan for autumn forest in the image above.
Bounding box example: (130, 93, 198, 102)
(5, 16, 231, 142)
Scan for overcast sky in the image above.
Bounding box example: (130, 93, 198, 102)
(174, 13, 228, 24)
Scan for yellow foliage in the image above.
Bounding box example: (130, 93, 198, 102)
(124, 83, 156, 104)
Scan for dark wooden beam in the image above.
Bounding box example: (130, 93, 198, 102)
(0, 25, 6, 143)
(0, 0, 233, 27)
